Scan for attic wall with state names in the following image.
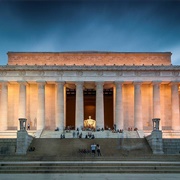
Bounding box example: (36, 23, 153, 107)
(7, 52, 172, 66)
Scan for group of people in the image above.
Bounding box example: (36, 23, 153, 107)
(72, 130, 95, 139)
(85, 132, 95, 139)
(128, 127, 138, 131)
(73, 131, 83, 138)
(91, 143, 102, 156)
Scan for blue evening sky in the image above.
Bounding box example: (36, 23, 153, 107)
(0, 0, 180, 65)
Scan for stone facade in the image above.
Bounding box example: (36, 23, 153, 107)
(0, 52, 180, 134)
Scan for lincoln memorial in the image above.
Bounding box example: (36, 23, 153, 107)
(0, 52, 180, 136)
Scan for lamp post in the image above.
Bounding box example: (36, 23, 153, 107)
(18, 118, 27, 131)
(152, 118, 160, 131)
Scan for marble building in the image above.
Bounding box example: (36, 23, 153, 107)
(0, 52, 180, 134)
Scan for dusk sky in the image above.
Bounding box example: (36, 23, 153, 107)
(0, 0, 180, 65)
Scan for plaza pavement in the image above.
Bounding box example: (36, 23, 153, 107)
(0, 173, 180, 180)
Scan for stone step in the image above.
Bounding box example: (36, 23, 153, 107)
(0, 162, 180, 173)
(0, 130, 36, 139)
(40, 130, 140, 138)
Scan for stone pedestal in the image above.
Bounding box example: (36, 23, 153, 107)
(16, 118, 33, 155)
(146, 118, 164, 155)
(149, 130, 164, 154)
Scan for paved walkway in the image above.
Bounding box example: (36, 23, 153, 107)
(0, 173, 180, 180)
(1, 161, 180, 164)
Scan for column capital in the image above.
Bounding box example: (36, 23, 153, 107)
(114, 81, 124, 85)
(96, 81, 104, 84)
(0, 81, 8, 85)
(17, 81, 27, 85)
(55, 81, 65, 86)
(36, 81, 46, 84)
(170, 81, 179, 86)
(152, 81, 161, 85)
(133, 81, 142, 86)
(37, 81, 46, 90)
(75, 81, 84, 87)
(95, 81, 104, 86)
(114, 81, 124, 89)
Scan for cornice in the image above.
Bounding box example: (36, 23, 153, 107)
(0, 65, 180, 71)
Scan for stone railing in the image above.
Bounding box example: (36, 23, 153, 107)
(146, 130, 164, 154)
(0, 139, 16, 155)
(16, 118, 34, 155)
(16, 131, 33, 155)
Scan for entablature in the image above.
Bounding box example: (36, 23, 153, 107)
(1, 64, 179, 71)
(0, 65, 180, 82)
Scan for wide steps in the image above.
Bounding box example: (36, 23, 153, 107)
(26, 138, 152, 158)
(0, 162, 180, 173)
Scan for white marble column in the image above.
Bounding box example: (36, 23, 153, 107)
(18, 81, 27, 130)
(37, 81, 45, 130)
(114, 81, 124, 130)
(75, 82, 84, 130)
(152, 81, 161, 130)
(55, 81, 64, 130)
(64, 85, 67, 128)
(171, 82, 180, 130)
(0, 81, 8, 131)
(153, 82, 161, 118)
(18, 81, 27, 118)
(96, 82, 104, 129)
(134, 81, 143, 130)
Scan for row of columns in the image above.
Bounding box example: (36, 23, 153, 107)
(0, 81, 180, 131)
(114, 81, 180, 131)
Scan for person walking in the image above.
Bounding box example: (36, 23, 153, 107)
(96, 144, 102, 156)
(73, 131, 75, 138)
(27, 124, 30, 130)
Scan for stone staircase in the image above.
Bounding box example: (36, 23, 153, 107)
(0, 138, 180, 173)
(0, 138, 153, 161)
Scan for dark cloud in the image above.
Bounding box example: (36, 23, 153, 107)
(0, 0, 180, 64)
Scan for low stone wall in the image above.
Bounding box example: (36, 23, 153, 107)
(163, 139, 180, 154)
(0, 139, 16, 155)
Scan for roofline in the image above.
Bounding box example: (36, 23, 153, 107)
(7, 51, 172, 54)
